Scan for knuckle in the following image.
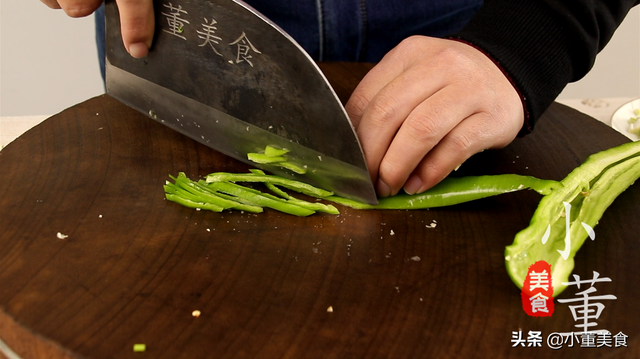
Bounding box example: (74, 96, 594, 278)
(397, 35, 428, 52)
(440, 45, 469, 63)
(449, 131, 477, 153)
(378, 160, 404, 191)
(405, 115, 441, 142)
(345, 92, 369, 119)
(391, 36, 430, 62)
(117, 0, 155, 31)
(122, 20, 150, 37)
(398, 36, 420, 49)
(425, 158, 452, 181)
(423, 45, 465, 71)
(416, 159, 449, 190)
(367, 94, 399, 126)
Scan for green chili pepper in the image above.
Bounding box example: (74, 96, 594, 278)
(505, 140, 640, 296)
(166, 171, 335, 216)
(265, 182, 340, 214)
(245, 169, 340, 214)
(326, 174, 560, 210)
(165, 193, 225, 212)
(166, 173, 263, 213)
(206, 181, 316, 216)
(247, 153, 287, 164)
(274, 161, 307, 174)
(264, 145, 290, 157)
(205, 172, 333, 198)
(247, 146, 307, 173)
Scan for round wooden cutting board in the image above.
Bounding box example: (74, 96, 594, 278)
(1, 63, 638, 358)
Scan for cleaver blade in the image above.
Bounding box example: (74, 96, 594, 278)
(105, 0, 377, 204)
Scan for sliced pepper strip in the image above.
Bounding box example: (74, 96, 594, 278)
(165, 193, 225, 212)
(264, 182, 340, 214)
(167, 173, 263, 213)
(505, 140, 640, 296)
(275, 161, 307, 174)
(247, 153, 287, 164)
(247, 146, 306, 174)
(207, 181, 316, 216)
(326, 174, 560, 210)
(264, 145, 290, 157)
(243, 169, 339, 214)
(205, 172, 333, 198)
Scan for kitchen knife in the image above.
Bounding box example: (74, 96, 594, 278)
(105, 0, 377, 204)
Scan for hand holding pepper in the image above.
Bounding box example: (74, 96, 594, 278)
(346, 36, 525, 197)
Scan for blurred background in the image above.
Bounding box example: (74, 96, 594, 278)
(1, 1, 639, 117)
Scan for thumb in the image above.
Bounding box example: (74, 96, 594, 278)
(116, 0, 155, 58)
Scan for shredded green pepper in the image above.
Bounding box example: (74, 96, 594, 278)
(247, 153, 287, 164)
(166, 173, 263, 213)
(164, 193, 225, 212)
(247, 145, 307, 174)
(264, 145, 290, 157)
(205, 172, 333, 198)
(248, 169, 340, 214)
(505, 140, 640, 295)
(265, 182, 340, 214)
(205, 181, 316, 216)
(274, 161, 308, 174)
(166, 172, 334, 216)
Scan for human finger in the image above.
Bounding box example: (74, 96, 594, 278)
(116, 0, 155, 58)
(52, 0, 103, 17)
(403, 110, 523, 195)
(344, 40, 416, 129)
(353, 66, 451, 184)
(40, 0, 62, 10)
(374, 85, 478, 196)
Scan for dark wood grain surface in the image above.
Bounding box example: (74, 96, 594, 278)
(1, 63, 638, 359)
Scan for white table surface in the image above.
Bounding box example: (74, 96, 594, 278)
(0, 97, 637, 150)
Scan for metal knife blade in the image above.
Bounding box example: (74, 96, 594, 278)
(105, 0, 377, 204)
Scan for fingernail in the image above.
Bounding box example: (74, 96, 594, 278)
(128, 42, 149, 58)
(403, 175, 423, 195)
(376, 179, 391, 198)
